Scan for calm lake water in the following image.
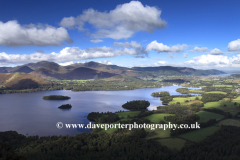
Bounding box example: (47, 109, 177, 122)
(0, 86, 199, 137)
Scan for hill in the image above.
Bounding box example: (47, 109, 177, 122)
(11, 66, 34, 73)
(132, 66, 224, 76)
(0, 61, 225, 80)
(0, 72, 50, 89)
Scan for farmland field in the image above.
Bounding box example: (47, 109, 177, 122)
(196, 111, 224, 123)
(180, 126, 220, 142)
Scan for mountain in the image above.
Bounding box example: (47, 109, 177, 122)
(69, 61, 148, 77)
(0, 72, 50, 89)
(61, 67, 117, 80)
(132, 66, 225, 76)
(0, 61, 225, 80)
(0, 67, 11, 73)
(11, 66, 34, 73)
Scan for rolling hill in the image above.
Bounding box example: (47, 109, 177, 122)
(0, 72, 50, 89)
(0, 61, 225, 81)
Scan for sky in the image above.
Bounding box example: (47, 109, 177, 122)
(0, 0, 240, 71)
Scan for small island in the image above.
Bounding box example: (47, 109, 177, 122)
(151, 91, 170, 97)
(122, 100, 150, 110)
(58, 104, 72, 109)
(42, 95, 71, 100)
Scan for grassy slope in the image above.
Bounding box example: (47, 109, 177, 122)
(0, 72, 50, 87)
(180, 126, 220, 142)
(203, 102, 240, 115)
(196, 111, 225, 123)
(213, 85, 232, 87)
(232, 95, 240, 103)
(205, 91, 227, 94)
(145, 113, 175, 123)
(169, 96, 202, 104)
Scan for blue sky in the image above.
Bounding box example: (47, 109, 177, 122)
(0, 0, 240, 70)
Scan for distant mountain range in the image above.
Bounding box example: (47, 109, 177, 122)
(0, 61, 225, 81)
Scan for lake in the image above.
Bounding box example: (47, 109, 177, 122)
(0, 86, 199, 137)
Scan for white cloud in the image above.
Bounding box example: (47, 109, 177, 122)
(0, 45, 148, 66)
(90, 39, 103, 43)
(184, 54, 240, 68)
(155, 61, 168, 66)
(59, 1, 166, 40)
(99, 60, 113, 65)
(146, 40, 188, 53)
(228, 39, 240, 51)
(59, 61, 74, 66)
(194, 47, 208, 52)
(183, 53, 188, 58)
(113, 41, 142, 48)
(0, 20, 72, 47)
(209, 48, 224, 55)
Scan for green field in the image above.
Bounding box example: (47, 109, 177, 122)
(180, 126, 220, 142)
(232, 95, 240, 104)
(115, 111, 141, 119)
(157, 138, 186, 150)
(203, 102, 240, 115)
(145, 113, 175, 123)
(145, 128, 171, 139)
(217, 119, 240, 127)
(196, 111, 225, 123)
(189, 90, 205, 93)
(169, 96, 202, 104)
(213, 85, 232, 87)
(205, 91, 227, 94)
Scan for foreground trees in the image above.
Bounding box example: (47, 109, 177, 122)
(1, 126, 240, 160)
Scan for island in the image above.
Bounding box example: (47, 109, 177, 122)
(58, 104, 72, 109)
(122, 100, 150, 110)
(151, 91, 170, 97)
(42, 95, 71, 100)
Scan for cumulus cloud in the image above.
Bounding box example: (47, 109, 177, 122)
(59, 1, 166, 40)
(0, 20, 72, 47)
(209, 48, 224, 55)
(0, 45, 148, 66)
(228, 39, 240, 51)
(99, 60, 113, 65)
(59, 61, 74, 66)
(146, 40, 188, 53)
(113, 41, 142, 48)
(183, 53, 188, 58)
(184, 54, 240, 68)
(155, 61, 168, 66)
(194, 47, 208, 52)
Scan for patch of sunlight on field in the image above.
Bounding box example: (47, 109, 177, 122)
(145, 113, 175, 123)
(170, 96, 202, 104)
(205, 91, 227, 94)
(145, 128, 171, 139)
(213, 85, 232, 87)
(232, 96, 240, 103)
(203, 102, 240, 115)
